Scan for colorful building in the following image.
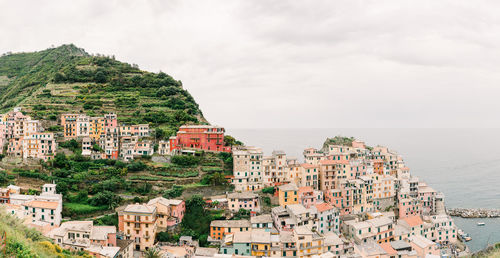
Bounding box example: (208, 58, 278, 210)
(278, 183, 299, 207)
(170, 125, 230, 152)
(118, 204, 157, 251)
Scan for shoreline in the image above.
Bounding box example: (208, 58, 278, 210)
(448, 208, 500, 218)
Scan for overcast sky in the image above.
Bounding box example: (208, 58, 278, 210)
(1, 0, 500, 128)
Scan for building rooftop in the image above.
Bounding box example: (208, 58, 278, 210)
(90, 226, 116, 241)
(210, 220, 251, 228)
(147, 197, 183, 207)
(227, 192, 258, 199)
(86, 245, 120, 257)
(368, 217, 393, 228)
(287, 204, 308, 215)
(315, 203, 334, 213)
(323, 232, 343, 246)
(123, 203, 156, 214)
(23, 200, 59, 210)
(251, 229, 271, 243)
(408, 235, 435, 248)
(278, 183, 298, 191)
(195, 247, 219, 257)
(251, 214, 272, 224)
(294, 225, 313, 235)
(401, 215, 423, 228)
(232, 231, 252, 243)
(355, 241, 387, 256)
(390, 240, 411, 250)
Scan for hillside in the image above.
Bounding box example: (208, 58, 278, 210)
(0, 208, 85, 257)
(0, 44, 206, 135)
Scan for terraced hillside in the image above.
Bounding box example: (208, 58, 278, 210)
(0, 44, 206, 135)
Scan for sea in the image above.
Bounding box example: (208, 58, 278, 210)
(227, 128, 500, 252)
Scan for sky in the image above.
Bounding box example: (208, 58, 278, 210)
(1, 0, 500, 128)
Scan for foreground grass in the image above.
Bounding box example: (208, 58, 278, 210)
(0, 208, 88, 257)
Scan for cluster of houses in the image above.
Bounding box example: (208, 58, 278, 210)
(0, 182, 189, 258)
(0, 107, 57, 161)
(0, 107, 464, 258)
(61, 113, 153, 161)
(0, 108, 231, 163)
(209, 140, 461, 257)
(0, 183, 63, 230)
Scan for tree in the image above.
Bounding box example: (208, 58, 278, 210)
(53, 152, 69, 168)
(180, 195, 211, 242)
(0, 171, 8, 184)
(144, 248, 161, 258)
(94, 71, 107, 83)
(89, 191, 122, 209)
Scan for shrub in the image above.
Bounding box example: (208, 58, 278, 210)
(262, 187, 275, 195)
(171, 155, 200, 166)
(163, 185, 184, 198)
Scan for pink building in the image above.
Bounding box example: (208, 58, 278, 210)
(408, 235, 439, 257)
(398, 192, 422, 219)
(298, 186, 317, 208)
(0, 122, 7, 154)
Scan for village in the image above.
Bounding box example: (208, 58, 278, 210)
(0, 108, 468, 257)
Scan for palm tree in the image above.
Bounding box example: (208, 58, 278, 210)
(144, 247, 161, 258)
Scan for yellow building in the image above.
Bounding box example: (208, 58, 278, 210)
(89, 117, 104, 140)
(278, 183, 299, 207)
(294, 226, 323, 258)
(251, 229, 271, 257)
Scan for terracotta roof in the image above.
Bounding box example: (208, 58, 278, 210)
(315, 203, 334, 212)
(300, 163, 318, 169)
(403, 215, 423, 227)
(319, 160, 338, 165)
(379, 242, 397, 255)
(298, 186, 314, 193)
(23, 200, 58, 209)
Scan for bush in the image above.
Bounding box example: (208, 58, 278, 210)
(262, 187, 275, 194)
(171, 155, 200, 166)
(163, 185, 184, 198)
(88, 191, 122, 209)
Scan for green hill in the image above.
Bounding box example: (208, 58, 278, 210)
(0, 44, 206, 135)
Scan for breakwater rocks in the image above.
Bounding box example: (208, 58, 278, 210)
(448, 208, 500, 218)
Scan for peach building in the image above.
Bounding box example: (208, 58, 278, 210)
(298, 186, 318, 208)
(60, 113, 80, 138)
(76, 115, 90, 137)
(118, 204, 157, 251)
(227, 192, 261, 212)
(146, 197, 185, 230)
(22, 132, 57, 161)
(299, 163, 319, 190)
(210, 220, 251, 241)
(408, 235, 439, 257)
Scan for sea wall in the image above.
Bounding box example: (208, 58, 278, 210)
(448, 208, 500, 218)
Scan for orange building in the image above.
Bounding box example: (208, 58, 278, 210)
(210, 220, 251, 241)
(60, 114, 79, 138)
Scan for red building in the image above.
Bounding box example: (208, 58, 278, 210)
(170, 125, 231, 153)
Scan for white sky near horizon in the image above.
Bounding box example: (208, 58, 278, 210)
(1, 0, 500, 128)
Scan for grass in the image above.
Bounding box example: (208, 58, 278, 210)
(129, 175, 175, 181)
(64, 202, 108, 215)
(0, 208, 81, 257)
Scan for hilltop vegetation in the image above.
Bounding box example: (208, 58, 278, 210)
(0, 44, 206, 136)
